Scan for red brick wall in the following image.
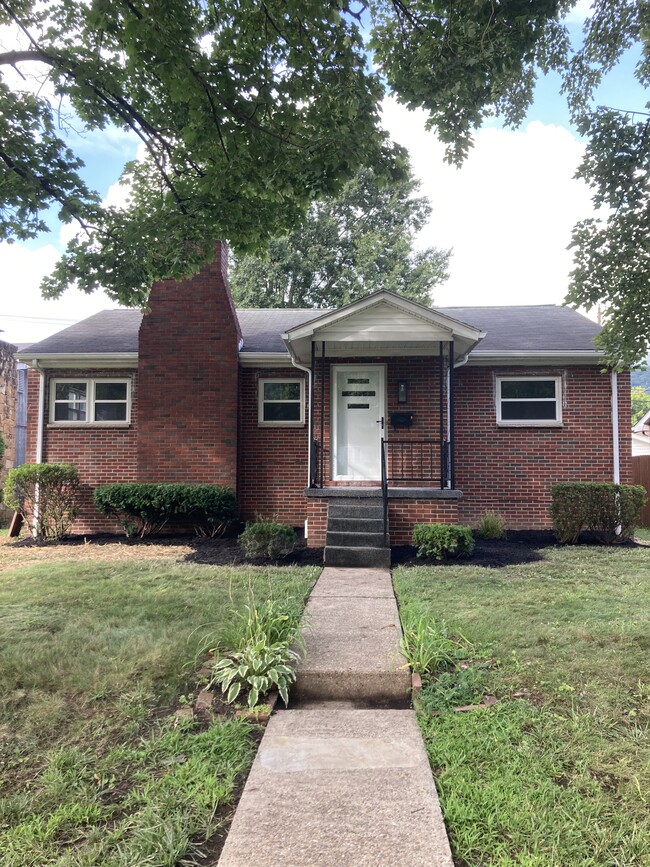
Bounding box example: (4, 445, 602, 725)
(26, 367, 138, 533)
(137, 242, 240, 487)
(455, 365, 631, 528)
(389, 498, 459, 544)
(306, 497, 328, 546)
(238, 366, 310, 524)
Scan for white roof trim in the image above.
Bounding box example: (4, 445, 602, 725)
(239, 351, 292, 367)
(16, 352, 139, 369)
(282, 290, 485, 344)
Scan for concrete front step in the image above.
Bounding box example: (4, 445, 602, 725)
(293, 567, 408, 705)
(328, 516, 385, 533)
(328, 500, 384, 519)
(326, 530, 388, 548)
(217, 708, 454, 867)
(324, 546, 391, 568)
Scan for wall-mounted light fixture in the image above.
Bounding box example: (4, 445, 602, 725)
(398, 380, 408, 404)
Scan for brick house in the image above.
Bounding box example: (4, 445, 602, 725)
(17, 243, 631, 560)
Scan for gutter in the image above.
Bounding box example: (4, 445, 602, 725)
(33, 361, 46, 537)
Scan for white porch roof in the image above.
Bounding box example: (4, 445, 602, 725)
(282, 291, 485, 365)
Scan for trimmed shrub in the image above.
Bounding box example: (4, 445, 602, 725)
(551, 482, 647, 544)
(3, 463, 80, 540)
(412, 523, 475, 560)
(475, 510, 507, 540)
(93, 483, 236, 537)
(238, 520, 297, 560)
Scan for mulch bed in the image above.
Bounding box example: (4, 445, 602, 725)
(4, 529, 646, 569)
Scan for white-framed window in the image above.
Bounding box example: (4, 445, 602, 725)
(258, 378, 304, 426)
(496, 376, 562, 425)
(50, 379, 131, 424)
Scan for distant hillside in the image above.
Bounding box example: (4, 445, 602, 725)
(632, 365, 650, 391)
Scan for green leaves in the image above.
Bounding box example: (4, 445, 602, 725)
(230, 164, 450, 308)
(209, 641, 301, 709)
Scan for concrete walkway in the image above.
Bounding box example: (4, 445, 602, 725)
(218, 568, 453, 867)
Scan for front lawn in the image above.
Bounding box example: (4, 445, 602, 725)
(0, 539, 318, 865)
(394, 545, 650, 867)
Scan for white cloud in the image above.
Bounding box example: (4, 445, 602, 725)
(381, 98, 595, 309)
(0, 242, 121, 347)
(563, 1, 593, 26)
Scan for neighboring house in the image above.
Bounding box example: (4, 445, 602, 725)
(16, 243, 631, 548)
(632, 408, 650, 456)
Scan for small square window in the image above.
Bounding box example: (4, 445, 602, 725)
(259, 379, 304, 425)
(497, 377, 562, 425)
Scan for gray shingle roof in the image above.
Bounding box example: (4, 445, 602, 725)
(439, 305, 600, 352)
(18, 303, 600, 356)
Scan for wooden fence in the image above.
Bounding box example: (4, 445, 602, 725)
(632, 455, 650, 527)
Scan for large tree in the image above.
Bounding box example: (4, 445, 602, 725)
(0, 0, 565, 305)
(1, 1, 649, 365)
(230, 166, 450, 308)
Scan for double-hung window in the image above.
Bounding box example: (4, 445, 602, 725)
(51, 379, 131, 424)
(496, 376, 562, 425)
(258, 379, 304, 425)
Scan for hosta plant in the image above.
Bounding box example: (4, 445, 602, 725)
(210, 638, 300, 708)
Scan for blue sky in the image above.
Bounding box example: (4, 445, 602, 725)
(2, 2, 647, 345)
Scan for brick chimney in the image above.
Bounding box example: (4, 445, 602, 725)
(137, 242, 241, 488)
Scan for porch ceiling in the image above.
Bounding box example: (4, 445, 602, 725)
(283, 291, 485, 365)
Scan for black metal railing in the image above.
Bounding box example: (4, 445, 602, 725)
(380, 436, 388, 537)
(310, 440, 322, 488)
(383, 439, 445, 487)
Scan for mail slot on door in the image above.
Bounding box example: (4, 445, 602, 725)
(390, 412, 414, 428)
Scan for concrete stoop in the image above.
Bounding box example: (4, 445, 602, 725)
(217, 567, 453, 867)
(323, 498, 391, 569)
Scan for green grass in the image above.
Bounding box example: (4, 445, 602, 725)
(0, 554, 318, 866)
(394, 545, 650, 867)
(635, 526, 650, 541)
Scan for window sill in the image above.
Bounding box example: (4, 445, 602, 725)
(497, 422, 563, 428)
(257, 422, 306, 429)
(47, 422, 132, 429)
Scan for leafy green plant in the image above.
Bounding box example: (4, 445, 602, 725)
(400, 603, 473, 676)
(475, 511, 507, 540)
(209, 638, 300, 708)
(417, 664, 489, 713)
(221, 592, 303, 652)
(93, 482, 236, 537)
(2, 463, 79, 540)
(238, 520, 296, 560)
(551, 482, 647, 544)
(412, 523, 474, 560)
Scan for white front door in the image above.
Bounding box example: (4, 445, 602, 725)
(332, 365, 385, 480)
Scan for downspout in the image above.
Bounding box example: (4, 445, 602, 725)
(611, 370, 620, 485)
(611, 369, 622, 537)
(288, 351, 313, 489)
(33, 360, 45, 537)
(35, 361, 45, 464)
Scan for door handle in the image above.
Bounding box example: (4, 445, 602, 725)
(376, 416, 385, 430)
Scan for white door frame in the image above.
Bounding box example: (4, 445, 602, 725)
(331, 363, 386, 481)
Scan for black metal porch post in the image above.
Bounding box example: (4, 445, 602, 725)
(449, 340, 455, 489)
